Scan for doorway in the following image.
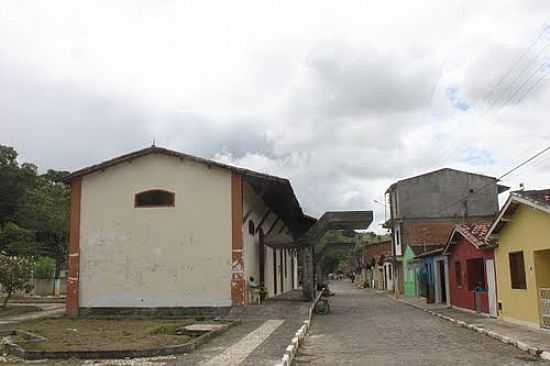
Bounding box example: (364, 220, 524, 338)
(486, 258, 498, 317)
(438, 260, 447, 303)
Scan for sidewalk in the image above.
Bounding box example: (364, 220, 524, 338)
(397, 295, 550, 359)
(0, 303, 65, 333)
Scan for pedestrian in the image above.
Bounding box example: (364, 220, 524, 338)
(351, 271, 356, 283)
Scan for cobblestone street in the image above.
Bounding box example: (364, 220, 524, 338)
(295, 280, 548, 366)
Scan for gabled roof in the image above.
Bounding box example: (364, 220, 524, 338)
(405, 222, 457, 247)
(487, 189, 550, 237)
(385, 167, 509, 194)
(62, 146, 313, 237)
(443, 223, 492, 255)
(62, 145, 288, 184)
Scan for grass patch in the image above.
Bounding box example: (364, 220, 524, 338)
(14, 318, 198, 352)
(0, 305, 42, 318)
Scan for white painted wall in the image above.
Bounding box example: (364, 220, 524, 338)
(242, 182, 297, 301)
(79, 153, 233, 307)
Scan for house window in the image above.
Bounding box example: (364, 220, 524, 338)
(467, 258, 486, 291)
(509, 251, 527, 290)
(134, 190, 175, 207)
(394, 226, 402, 256)
(455, 261, 462, 287)
(248, 220, 255, 235)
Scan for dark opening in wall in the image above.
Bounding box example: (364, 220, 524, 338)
(135, 190, 175, 207)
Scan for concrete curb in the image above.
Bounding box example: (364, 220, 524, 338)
(399, 298, 546, 360)
(275, 292, 323, 366)
(3, 321, 239, 360)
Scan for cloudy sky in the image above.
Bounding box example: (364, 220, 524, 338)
(2, 1, 550, 231)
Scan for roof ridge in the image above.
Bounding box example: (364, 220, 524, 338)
(62, 145, 290, 183)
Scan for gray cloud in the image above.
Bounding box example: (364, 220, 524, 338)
(1, 1, 549, 232)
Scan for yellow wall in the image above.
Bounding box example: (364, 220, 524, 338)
(495, 204, 550, 328)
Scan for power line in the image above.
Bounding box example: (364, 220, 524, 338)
(436, 26, 550, 167)
(437, 143, 550, 215)
(514, 66, 550, 104)
(498, 144, 550, 180)
(484, 25, 550, 106)
(488, 40, 550, 110)
(497, 62, 548, 109)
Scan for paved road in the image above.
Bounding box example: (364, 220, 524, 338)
(295, 280, 547, 366)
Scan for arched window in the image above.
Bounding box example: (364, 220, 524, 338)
(248, 220, 255, 235)
(134, 189, 175, 208)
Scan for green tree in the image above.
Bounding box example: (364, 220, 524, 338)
(0, 145, 69, 290)
(34, 257, 56, 279)
(0, 146, 26, 225)
(0, 222, 36, 257)
(14, 171, 69, 276)
(0, 255, 34, 308)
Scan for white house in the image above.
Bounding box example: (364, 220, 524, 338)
(63, 146, 313, 317)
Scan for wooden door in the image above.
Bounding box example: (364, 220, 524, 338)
(486, 259, 498, 318)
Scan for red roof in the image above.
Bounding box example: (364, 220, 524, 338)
(444, 222, 492, 254)
(405, 222, 456, 247)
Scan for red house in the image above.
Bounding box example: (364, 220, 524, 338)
(443, 223, 498, 317)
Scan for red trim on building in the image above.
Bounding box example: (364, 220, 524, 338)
(231, 173, 245, 305)
(66, 178, 82, 317)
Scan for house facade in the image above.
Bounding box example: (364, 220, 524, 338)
(63, 146, 312, 317)
(384, 168, 507, 296)
(487, 189, 550, 329)
(402, 245, 417, 297)
(444, 223, 497, 317)
(415, 248, 449, 305)
(361, 237, 391, 290)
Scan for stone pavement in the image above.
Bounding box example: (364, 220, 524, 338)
(168, 290, 310, 366)
(294, 280, 548, 366)
(397, 295, 550, 358)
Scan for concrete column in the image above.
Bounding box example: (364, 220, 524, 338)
(302, 246, 315, 301)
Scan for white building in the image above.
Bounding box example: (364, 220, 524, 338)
(63, 146, 313, 317)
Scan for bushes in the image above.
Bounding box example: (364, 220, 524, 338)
(0, 255, 34, 307)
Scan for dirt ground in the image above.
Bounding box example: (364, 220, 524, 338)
(13, 318, 196, 352)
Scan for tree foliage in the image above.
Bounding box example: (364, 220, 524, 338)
(0, 255, 34, 307)
(0, 145, 69, 279)
(34, 257, 56, 279)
